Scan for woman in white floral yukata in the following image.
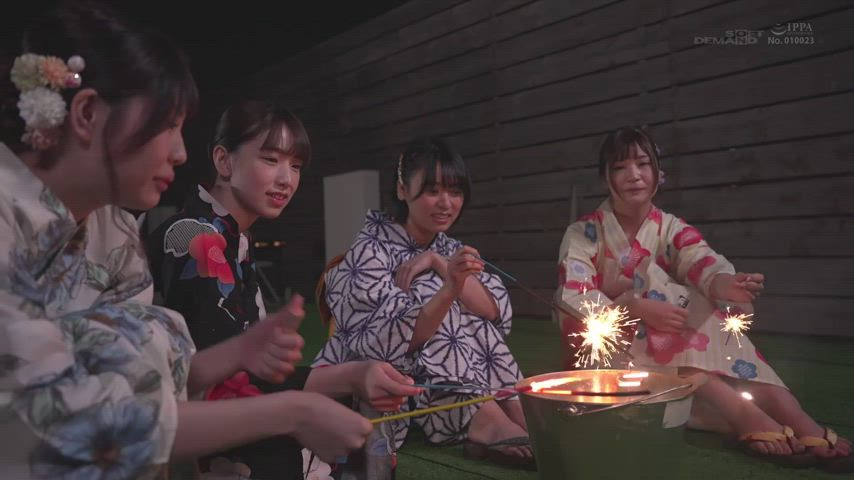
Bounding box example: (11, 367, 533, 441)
(554, 126, 852, 472)
(0, 2, 373, 478)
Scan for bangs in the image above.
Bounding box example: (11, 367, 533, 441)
(414, 154, 471, 197)
(260, 118, 312, 166)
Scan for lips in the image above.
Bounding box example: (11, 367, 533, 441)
(154, 176, 173, 192)
(266, 191, 289, 207)
(431, 212, 452, 224)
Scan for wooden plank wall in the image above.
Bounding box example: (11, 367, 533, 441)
(235, 0, 853, 336)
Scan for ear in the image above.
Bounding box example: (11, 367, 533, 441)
(396, 177, 406, 201)
(66, 89, 100, 146)
(212, 145, 232, 180)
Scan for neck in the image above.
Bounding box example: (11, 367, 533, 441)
(403, 217, 436, 247)
(209, 182, 258, 232)
(610, 196, 651, 234)
(19, 150, 106, 221)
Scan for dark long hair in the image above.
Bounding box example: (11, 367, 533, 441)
(389, 137, 472, 223)
(1, 0, 198, 171)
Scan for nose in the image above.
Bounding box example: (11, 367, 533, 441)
(276, 162, 295, 189)
(171, 133, 188, 166)
(437, 191, 451, 208)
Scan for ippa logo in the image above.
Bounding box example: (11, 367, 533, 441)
(770, 22, 814, 36)
(694, 29, 764, 46)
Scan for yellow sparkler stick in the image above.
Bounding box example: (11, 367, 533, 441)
(369, 394, 499, 424)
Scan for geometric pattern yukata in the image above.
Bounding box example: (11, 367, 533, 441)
(314, 210, 522, 448)
(554, 199, 785, 389)
(0, 144, 195, 480)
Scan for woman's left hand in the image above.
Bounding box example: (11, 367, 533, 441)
(710, 272, 764, 303)
(354, 361, 422, 412)
(238, 294, 306, 383)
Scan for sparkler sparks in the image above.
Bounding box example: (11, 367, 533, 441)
(569, 296, 639, 368)
(720, 311, 753, 347)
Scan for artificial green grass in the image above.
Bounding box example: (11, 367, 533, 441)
(295, 306, 854, 479)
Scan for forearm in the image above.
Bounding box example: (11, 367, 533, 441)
(408, 285, 458, 352)
(432, 254, 498, 320)
(172, 391, 304, 459)
(186, 336, 242, 396)
(304, 361, 365, 398)
(458, 277, 499, 320)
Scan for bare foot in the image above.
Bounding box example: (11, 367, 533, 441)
(468, 400, 533, 460)
(748, 383, 850, 459)
(695, 374, 802, 456)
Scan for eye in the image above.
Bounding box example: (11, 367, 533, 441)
(261, 156, 278, 164)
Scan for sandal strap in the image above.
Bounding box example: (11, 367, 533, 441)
(738, 425, 795, 443)
(801, 427, 838, 449)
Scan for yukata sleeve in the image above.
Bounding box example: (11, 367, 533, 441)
(0, 205, 191, 476)
(555, 220, 610, 318)
(662, 214, 735, 299)
(146, 216, 241, 350)
(322, 237, 425, 371)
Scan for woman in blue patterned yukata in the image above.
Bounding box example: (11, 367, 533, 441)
(554, 126, 852, 471)
(0, 3, 375, 478)
(314, 137, 535, 469)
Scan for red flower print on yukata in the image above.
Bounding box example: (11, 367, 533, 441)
(206, 371, 262, 400)
(687, 256, 716, 287)
(621, 239, 651, 278)
(645, 326, 710, 364)
(647, 208, 663, 225)
(674, 226, 704, 249)
(189, 232, 235, 284)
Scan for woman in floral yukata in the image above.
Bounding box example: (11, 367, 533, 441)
(554, 126, 852, 471)
(144, 99, 421, 479)
(314, 137, 535, 470)
(0, 3, 377, 478)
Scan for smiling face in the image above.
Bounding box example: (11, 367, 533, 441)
(227, 126, 303, 219)
(398, 165, 465, 243)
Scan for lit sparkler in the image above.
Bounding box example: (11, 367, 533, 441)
(720, 311, 753, 347)
(569, 296, 639, 368)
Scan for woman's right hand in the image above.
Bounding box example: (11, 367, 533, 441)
(630, 298, 689, 333)
(290, 392, 373, 463)
(445, 246, 484, 294)
(395, 251, 440, 292)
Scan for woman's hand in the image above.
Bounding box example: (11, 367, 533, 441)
(445, 246, 484, 295)
(238, 294, 305, 383)
(709, 272, 764, 303)
(353, 360, 422, 412)
(394, 251, 441, 292)
(630, 297, 690, 333)
(288, 392, 373, 463)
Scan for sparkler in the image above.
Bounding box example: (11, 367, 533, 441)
(477, 256, 636, 367)
(569, 296, 639, 368)
(720, 311, 753, 347)
(369, 385, 531, 425)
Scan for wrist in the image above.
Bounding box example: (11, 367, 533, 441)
(222, 334, 247, 374)
(432, 252, 448, 278)
(275, 390, 314, 436)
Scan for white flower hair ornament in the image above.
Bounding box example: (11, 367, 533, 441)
(10, 53, 85, 150)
